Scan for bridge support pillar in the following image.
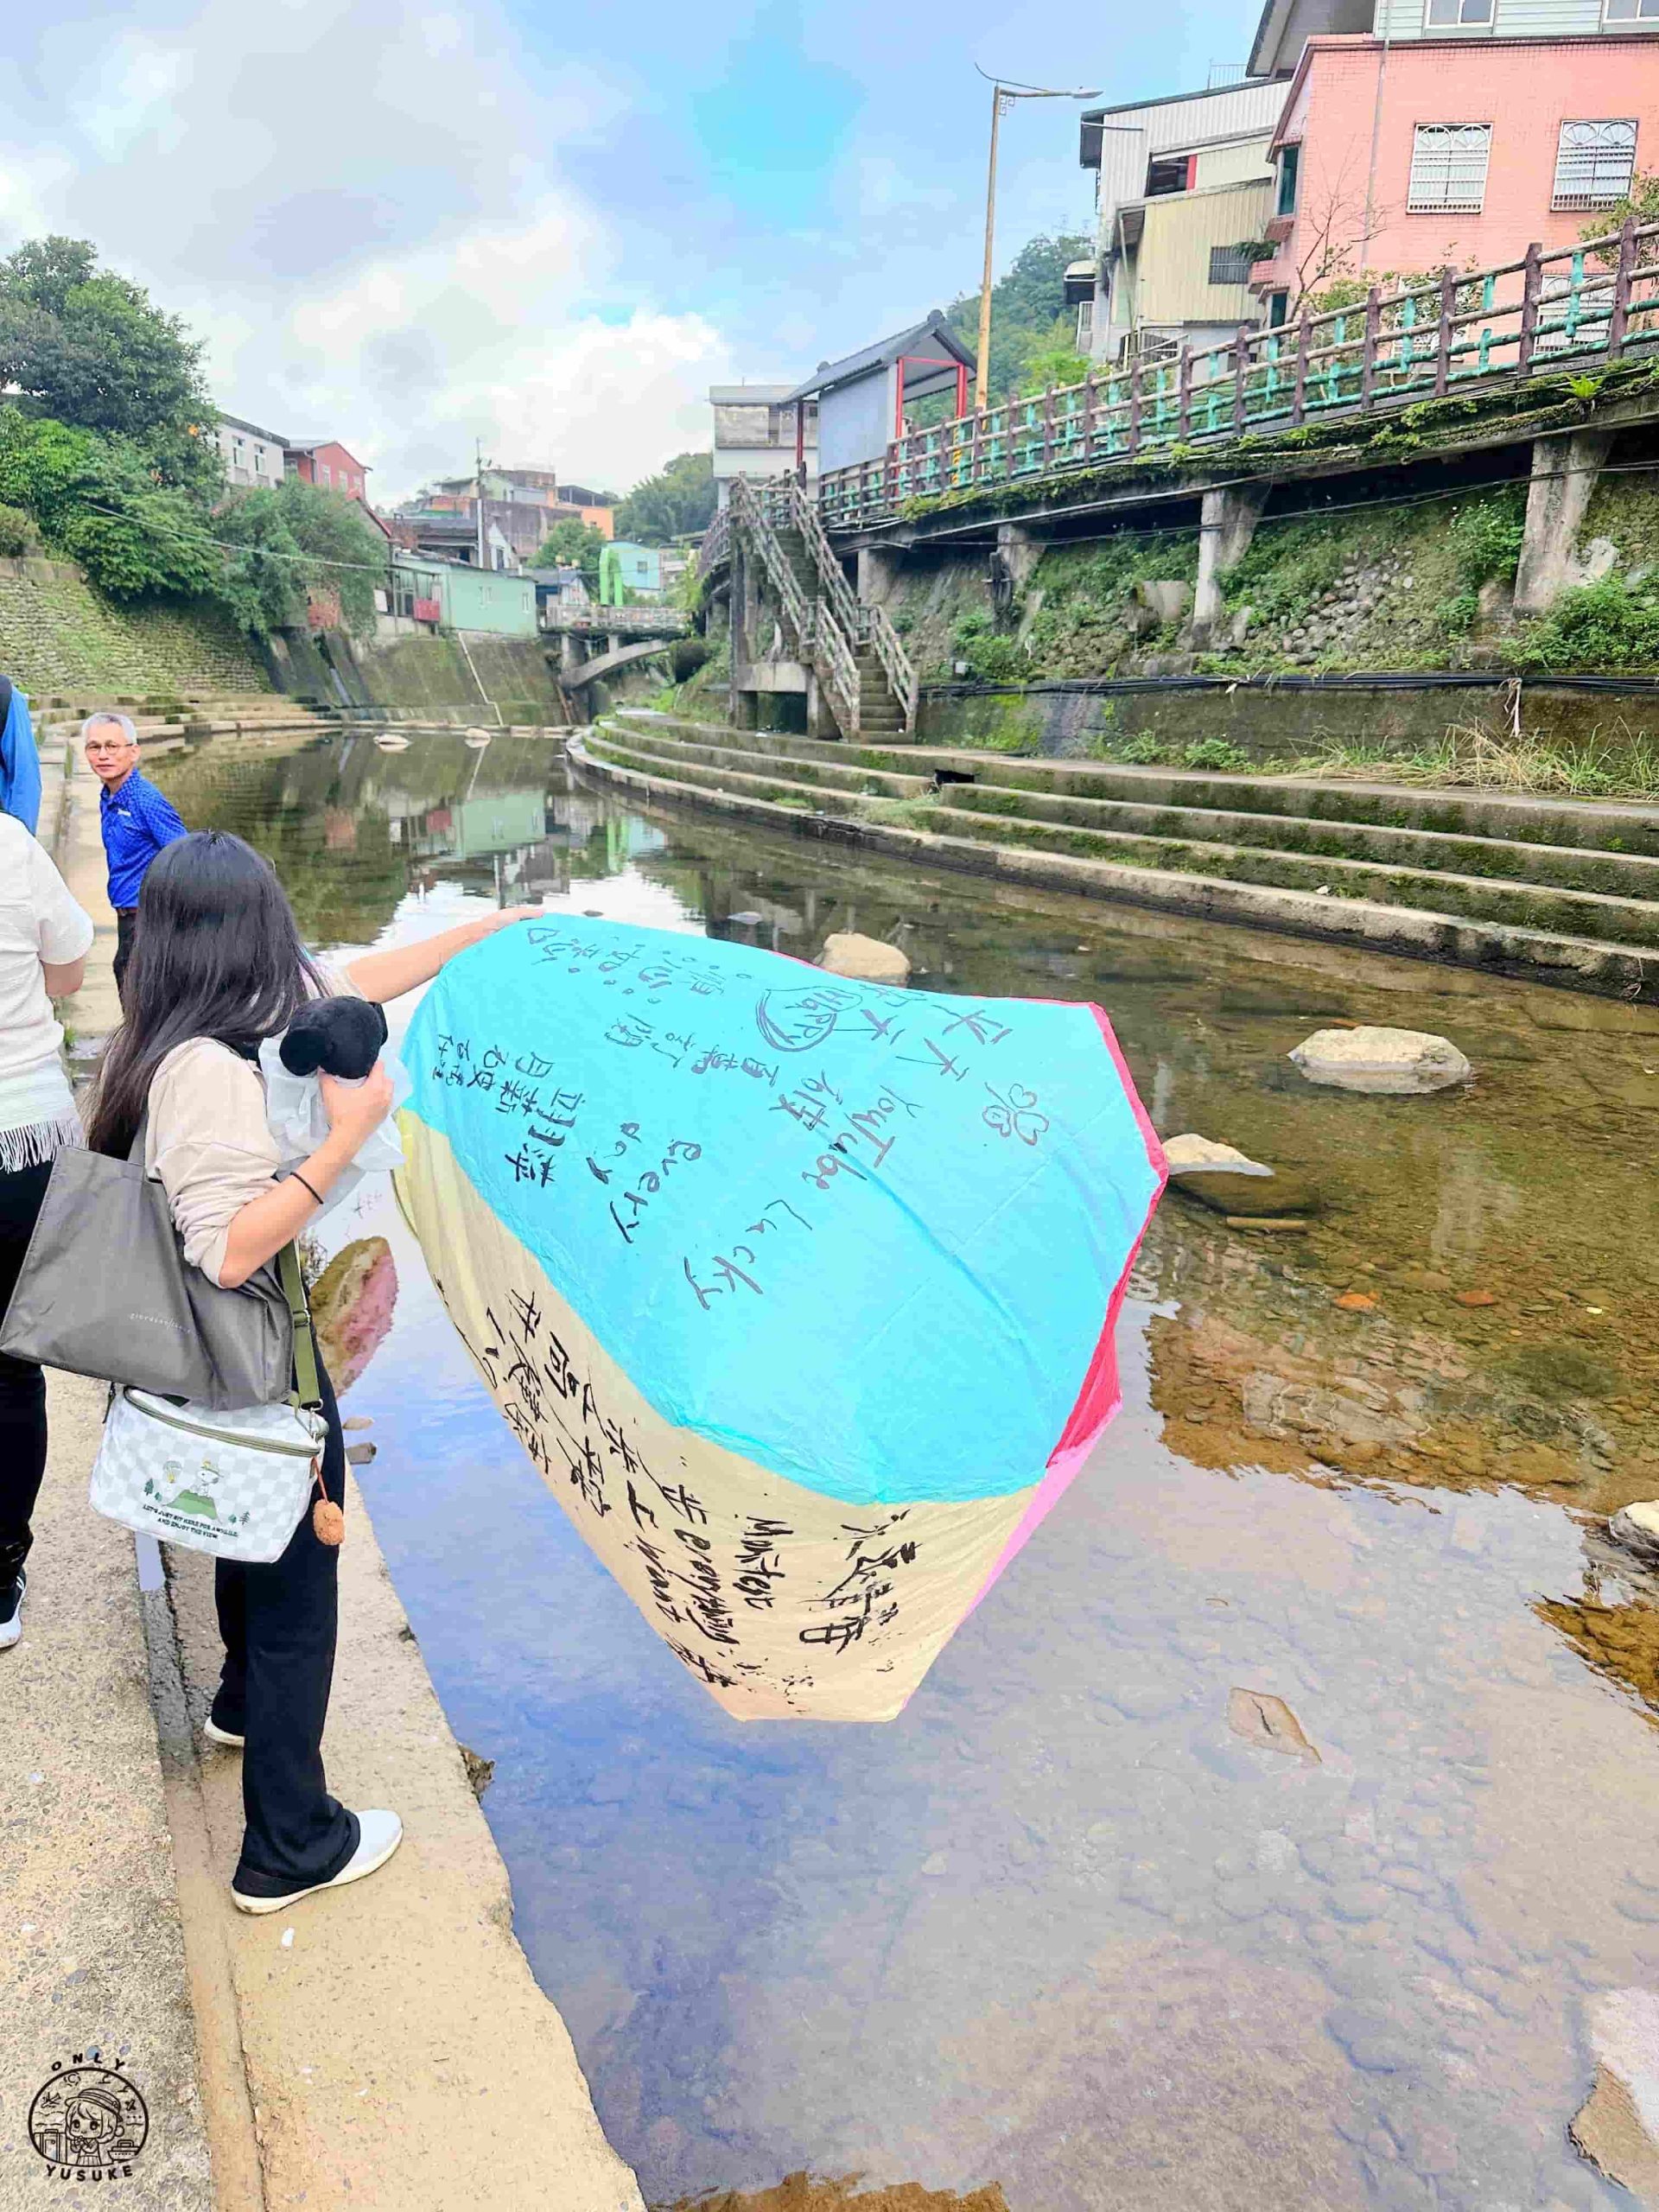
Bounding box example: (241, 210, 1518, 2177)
(729, 538, 760, 728)
(856, 546, 903, 602)
(988, 524, 1046, 630)
(558, 632, 588, 683)
(1515, 429, 1614, 618)
(805, 674, 839, 741)
(994, 524, 1046, 589)
(1192, 481, 1272, 647)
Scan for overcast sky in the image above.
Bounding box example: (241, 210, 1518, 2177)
(0, 1, 1246, 504)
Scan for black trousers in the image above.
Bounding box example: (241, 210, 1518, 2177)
(212, 1361, 359, 1896)
(112, 908, 137, 1007)
(0, 1160, 52, 1596)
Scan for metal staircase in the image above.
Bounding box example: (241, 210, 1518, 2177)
(726, 476, 917, 740)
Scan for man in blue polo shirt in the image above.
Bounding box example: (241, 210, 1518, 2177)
(83, 711, 188, 1005)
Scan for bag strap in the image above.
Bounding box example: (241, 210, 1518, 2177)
(277, 1241, 324, 1412)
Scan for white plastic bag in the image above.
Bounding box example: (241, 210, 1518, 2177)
(258, 1035, 410, 1217)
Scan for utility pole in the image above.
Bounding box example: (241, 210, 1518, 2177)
(475, 437, 486, 569)
(974, 68, 1102, 410)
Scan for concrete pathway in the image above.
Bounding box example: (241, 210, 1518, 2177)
(0, 1373, 214, 2209)
(52, 736, 123, 1044)
(168, 1486, 645, 2212)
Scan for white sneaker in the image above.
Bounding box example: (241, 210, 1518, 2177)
(0, 1571, 24, 1651)
(230, 1810, 403, 1916)
(202, 1719, 245, 1750)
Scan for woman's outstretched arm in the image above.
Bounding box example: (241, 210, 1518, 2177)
(341, 905, 541, 1005)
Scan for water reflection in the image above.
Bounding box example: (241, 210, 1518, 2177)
(154, 728, 666, 939)
(150, 731, 1659, 2209)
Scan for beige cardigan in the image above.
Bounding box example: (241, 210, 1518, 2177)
(143, 970, 359, 1287)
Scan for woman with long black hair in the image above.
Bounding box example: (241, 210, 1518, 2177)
(0, 805, 93, 1652)
(87, 830, 534, 1911)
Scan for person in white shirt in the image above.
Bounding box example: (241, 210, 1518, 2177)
(0, 809, 93, 1649)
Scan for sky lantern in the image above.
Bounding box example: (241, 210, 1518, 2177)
(396, 918, 1165, 1721)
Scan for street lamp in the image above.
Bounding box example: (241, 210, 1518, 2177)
(974, 66, 1102, 410)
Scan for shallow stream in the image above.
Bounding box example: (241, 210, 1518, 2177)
(155, 728, 1659, 2209)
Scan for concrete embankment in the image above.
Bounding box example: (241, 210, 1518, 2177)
(576, 714, 1659, 1000)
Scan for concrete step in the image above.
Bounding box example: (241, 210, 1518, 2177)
(599, 720, 926, 799)
(608, 710, 1659, 859)
(589, 721, 1659, 950)
(593, 721, 925, 809)
(572, 731, 1656, 998)
(943, 779, 1659, 902)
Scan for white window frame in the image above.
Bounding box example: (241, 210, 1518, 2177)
(1553, 118, 1637, 209)
(1423, 0, 1493, 26)
(1604, 0, 1659, 25)
(1408, 123, 1492, 213)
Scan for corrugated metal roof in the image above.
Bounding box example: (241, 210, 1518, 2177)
(785, 312, 975, 402)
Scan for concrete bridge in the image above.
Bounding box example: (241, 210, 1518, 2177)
(555, 632, 678, 691)
(543, 601, 690, 696)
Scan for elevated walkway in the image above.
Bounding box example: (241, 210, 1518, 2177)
(575, 709, 1659, 998)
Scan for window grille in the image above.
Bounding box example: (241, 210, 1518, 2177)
(1209, 245, 1255, 285)
(1553, 118, 1637, 209)
(1408, 123, 1491, 212)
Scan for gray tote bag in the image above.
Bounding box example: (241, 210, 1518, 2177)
(0, 1130, 300, 1409)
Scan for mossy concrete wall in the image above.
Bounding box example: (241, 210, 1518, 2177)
(918, 680, 1659, 762)
(350, 632, 569, 722)
(0, 556, 270, 696)
(873, 425, 1659, 694)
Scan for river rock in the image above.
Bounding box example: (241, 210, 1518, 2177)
(1135, 578, 1193, 626)
(1289, 1026, 1471, 1096)
(1163, 1133, 1273, 1178)
(817, 931, 911, 985)
(1227, 1688, 1321, 1763)
(1611, 1502, 1659, 1567)
(1572, 1989, 1659, 2204)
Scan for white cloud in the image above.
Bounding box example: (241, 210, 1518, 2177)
(1, 0, 731, 499)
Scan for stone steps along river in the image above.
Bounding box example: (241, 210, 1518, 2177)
(577, 712, 1659, 997)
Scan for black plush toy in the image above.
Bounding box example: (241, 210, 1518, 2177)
(279, 995, 389, 1080)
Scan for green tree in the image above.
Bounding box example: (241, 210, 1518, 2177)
(945, 232, 1091, 405)
(1017, 335, 1092, 397)
(1582, 172, 1659, 266)
(0, 407, 220, 598)
(532, 515, 607, 570)
(0, 236, 213, 442)
(215, 476, 388, 637)
(613, 451, 716, 544)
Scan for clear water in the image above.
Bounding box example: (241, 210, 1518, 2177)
(154, 728, 1659, 2210)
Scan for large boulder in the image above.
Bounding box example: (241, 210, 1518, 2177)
(1161, 1131, 1319, 1218)
(1289, 1026, 1471, 1096)
(1135, 579, 1193, 626)
(1611, 1501, 1659, 1568)
(1163, 1134, 1272, 1178)
(818, 931, 911, 985)
(1572, 1989, 1659, 2204)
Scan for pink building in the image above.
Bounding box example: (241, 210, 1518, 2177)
(1249, 9, 1659, 320)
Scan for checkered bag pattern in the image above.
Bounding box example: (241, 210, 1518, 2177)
(91, 1389, 327, 1563)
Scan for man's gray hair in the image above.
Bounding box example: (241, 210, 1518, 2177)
(80, 711, 138, 745)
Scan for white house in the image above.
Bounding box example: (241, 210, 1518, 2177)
(212, 413, 287, 490)
(709, 385, 818, 508)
